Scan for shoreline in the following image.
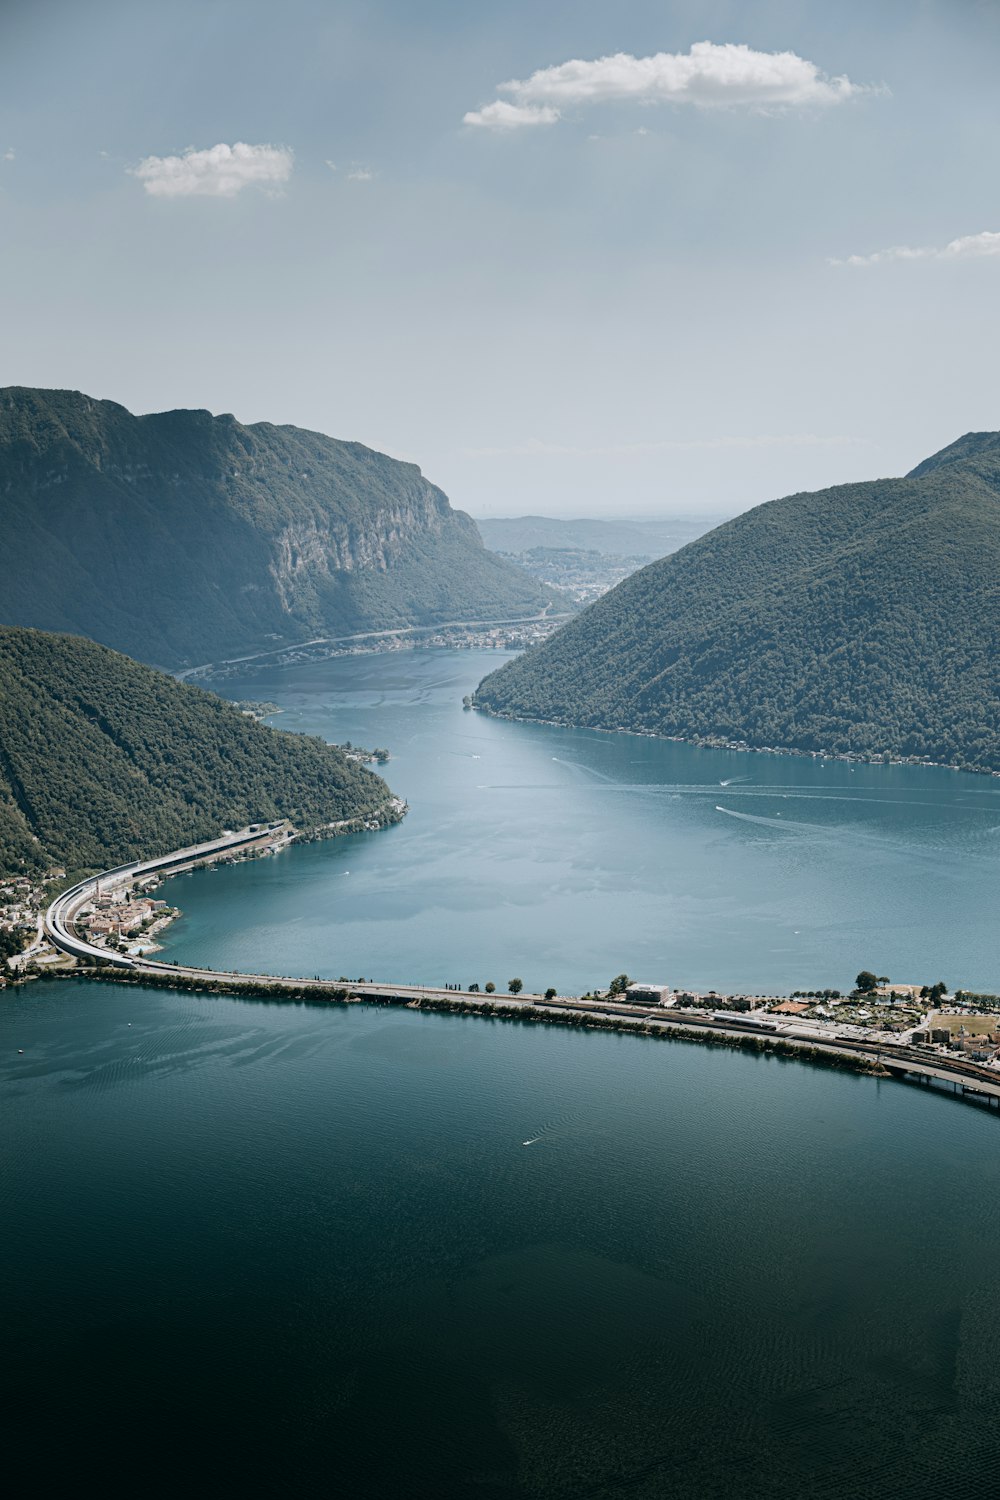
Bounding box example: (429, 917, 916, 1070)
(175, 614, 572, 683)
(14, 801, 405, 983)
(470, 703, 1000, 780)
(37, 967, 1000, 1118)
(26, 819, 1000, 1117)
(19, 810, 1000, 1123)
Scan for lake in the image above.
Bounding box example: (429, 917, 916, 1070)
(6, 975, 1000, 1498)
(6, 648, 1000, 1498)
(163, 649, 1000, 997)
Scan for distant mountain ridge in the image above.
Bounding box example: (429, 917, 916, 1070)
(0, 625, 397, 876)
(0, 387, 556, 668)
(473, 434, 1000, 772)
(476, 514, 723, 558)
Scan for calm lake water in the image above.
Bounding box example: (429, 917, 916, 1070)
(5, 977, 1000, 1498)
(6, 649, 1000, 1497)
(165, 649, 1000, 996)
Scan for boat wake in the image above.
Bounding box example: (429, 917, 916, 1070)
(520, 1108, 582, 1149)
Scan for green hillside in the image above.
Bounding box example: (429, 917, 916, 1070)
(0, 626, 399, 876)
(0, 387, 556, 668)
(473, 433, 1000, 772)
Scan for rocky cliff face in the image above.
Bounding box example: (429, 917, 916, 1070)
(0, 387, 554, 667)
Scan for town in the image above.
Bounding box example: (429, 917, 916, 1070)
(0, 826, 294, 983)
(186, 615, 568, 684)
(618, 974, 1000, 1067)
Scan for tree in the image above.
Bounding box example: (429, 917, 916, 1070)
(508, 978, 523, 995)
(468, 982, 480, 992)
(544, 987, 557, 1001)
(855, 970, 878, 994)
(608, 973, 632, 996)
(484, 981, 495, 994)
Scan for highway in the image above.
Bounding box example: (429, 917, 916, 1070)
(44, 834, 1000, 1112)
(45, 824, 288, 969)
(176, 609, 575, 680)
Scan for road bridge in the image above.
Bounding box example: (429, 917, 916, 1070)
(44, 834, 1000, 1113)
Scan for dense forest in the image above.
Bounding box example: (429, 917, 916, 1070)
(0, 387, 557, 668)
(0, 626, 398, 876)
(474, 431, 1000, 772)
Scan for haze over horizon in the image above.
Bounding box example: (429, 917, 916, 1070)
(2, 0, 998, 518)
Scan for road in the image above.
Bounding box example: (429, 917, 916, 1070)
(44, 834, 1000, 1111)
(176, 610, 574, 679)
(45, 824, 289, 968)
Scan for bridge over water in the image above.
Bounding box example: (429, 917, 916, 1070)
(45, 829, 1000, 1113)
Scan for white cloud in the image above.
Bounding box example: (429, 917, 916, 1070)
(325, 159, 338, 172)
(3, 148, 14, 162)
(460, 434, 864, 459)
(129, 141, 293, 198)
(832, 230, 1000, 266)
(945, 231, 1000, 258)
(463, 100, 560, 131)
(347, 165, 374, 181)
(465, 41, 868, 129)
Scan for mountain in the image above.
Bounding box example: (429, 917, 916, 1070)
(0, 388, 556, 668)
(476, 514, 724, 558)
(0, 626, 399, 876)
(473, 434, 1000, 772)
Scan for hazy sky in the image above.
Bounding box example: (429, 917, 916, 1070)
(2, 0, 999, 517)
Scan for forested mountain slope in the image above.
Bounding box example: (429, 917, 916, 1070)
(0, 626, 397, 875)
(0, 387, 554, 667)
(473, 433, 1000, 772)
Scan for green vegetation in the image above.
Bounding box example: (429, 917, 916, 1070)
(0, 625, 398, 876)
(0, 927, 28, 964)
(233, 701, 282, 720)
(954, 992, 1000, 1009)
(42, 968, 883, 1082)
(0, 386, 555, 668)
(473, 431, 1000, 771)
(403, 994, 887, 1075)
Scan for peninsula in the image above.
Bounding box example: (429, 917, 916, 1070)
(0, 624, 402, 880)
(473, 431, 1000, 774)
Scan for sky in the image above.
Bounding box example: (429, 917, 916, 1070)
(1, 0, 999, 518)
